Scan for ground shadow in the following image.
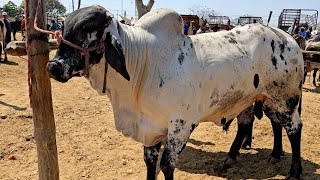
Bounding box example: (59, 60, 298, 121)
(0, 60, 19, 66)
(0, 101, 27, 111)
(303, 86, 320, 94)
(177, 146, 320, 179)
(188, 138, 215, 146)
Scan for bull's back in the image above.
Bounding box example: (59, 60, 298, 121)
(188, 24, 303, 123)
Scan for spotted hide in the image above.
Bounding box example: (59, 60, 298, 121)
(47, 6, 304, 180)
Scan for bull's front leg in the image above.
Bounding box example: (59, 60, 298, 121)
(144, 142, 161, 180)
(160, 119, 197, 180)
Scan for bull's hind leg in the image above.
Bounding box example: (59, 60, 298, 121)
(264, 96, 302, 180)
(160, 119, 197, 180)
(144, 142, 161, 180)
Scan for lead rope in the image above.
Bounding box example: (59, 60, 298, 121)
(30, 0, 109, 107)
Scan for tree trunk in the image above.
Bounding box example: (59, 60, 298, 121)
(135, 0, 155, 19)
(25, 0, 59, 179)
(72, 0, 75, 11)
(77, 0, 81, 10)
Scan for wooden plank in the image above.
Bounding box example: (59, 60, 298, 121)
(304, 61, 320, 70)
(302, 50, 320, 55)
(26, 0, 59, 179)
(5, 39, 59, 56)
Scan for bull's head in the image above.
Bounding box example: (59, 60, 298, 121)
(46, 5, 130, 82)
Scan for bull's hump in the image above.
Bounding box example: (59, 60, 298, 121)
(134, 8, 183, 38)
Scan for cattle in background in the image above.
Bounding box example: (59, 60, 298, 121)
(46, 6, 304, 180)
(10, 20, 22, 41)
(303, 41, 320, 86)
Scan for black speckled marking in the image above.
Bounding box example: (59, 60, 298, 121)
(286, 96, 300, 114)
(279, 43, 285, 53)
(270, 28, 288, 45)
(224, 35, 237, 44)
(228, 32, 235, 36)
(160, 77, 164, 87)
(271, 40, 275, 53)
(178, 51, 185, 65)
(271, 56, 278, 69)
(254, 74, 259, 88)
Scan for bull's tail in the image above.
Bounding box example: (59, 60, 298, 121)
(298, 92, 302, 116)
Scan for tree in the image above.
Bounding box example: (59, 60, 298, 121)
(188, 5, 216, 20)
(3, 1, 18, 17)
(46, 0, 67, 15)
(135, 0, 155, 19)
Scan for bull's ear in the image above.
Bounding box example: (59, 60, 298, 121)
(105, 33, 130, 81)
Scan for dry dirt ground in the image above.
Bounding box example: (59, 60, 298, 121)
(1, 35, 320, 180)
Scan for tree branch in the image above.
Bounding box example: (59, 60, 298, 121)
(146, 0, 155, 11)
(135, 0, 155, 19)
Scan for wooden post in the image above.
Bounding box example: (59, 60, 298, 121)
(25, 0, 59, 179)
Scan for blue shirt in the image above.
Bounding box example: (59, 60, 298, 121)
(298, 31, 306, 38)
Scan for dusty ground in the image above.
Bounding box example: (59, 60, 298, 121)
(0, 34, 320, 180)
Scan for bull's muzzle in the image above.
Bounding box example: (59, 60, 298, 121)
(46, 60, 69, 82)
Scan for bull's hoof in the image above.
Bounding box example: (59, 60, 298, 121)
(267, 156, 281, 164)
(285, 175, 300, 180)
(285, 165, 302, 180)
(222, 157, 237, 169)
(285, 177, 299, 180)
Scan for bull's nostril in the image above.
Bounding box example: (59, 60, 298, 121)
(46, 60, 66, 81)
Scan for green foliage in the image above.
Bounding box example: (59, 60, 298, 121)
(2, 0, 66, 17)
(46, 0, 67, 15)
(3, 1, 18, 17)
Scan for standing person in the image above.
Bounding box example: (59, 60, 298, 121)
(306, 27, 313, 40)
(50, 19, 58, 39)
(183, 23, 189, 35)
(21, 15, 26, 40)
(298, 27, 307, 38)
(1, 12, 11, 62)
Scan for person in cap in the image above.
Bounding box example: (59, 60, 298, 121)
(0, 12, 11, 62)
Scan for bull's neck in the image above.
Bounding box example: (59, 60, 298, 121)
(116, 22, 148, 105)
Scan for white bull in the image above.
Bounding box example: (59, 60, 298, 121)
(46, 5, 304, 180)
